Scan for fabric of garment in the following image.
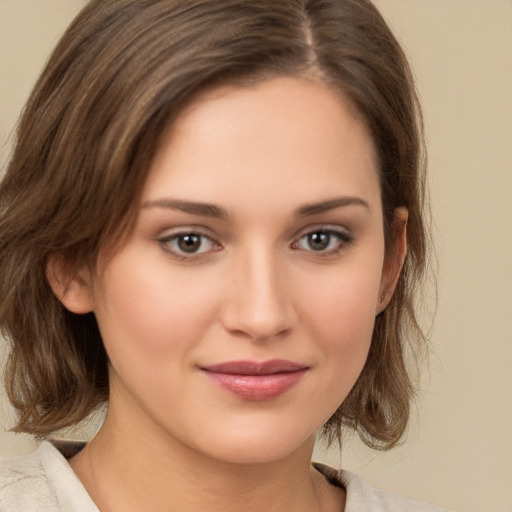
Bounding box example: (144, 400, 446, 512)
(0, 441, 453, 512)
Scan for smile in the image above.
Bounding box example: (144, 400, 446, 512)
(200, 360, 309, 401)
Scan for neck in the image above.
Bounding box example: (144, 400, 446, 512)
(69, 410, 343, 512)
(68, 382, 345, 512)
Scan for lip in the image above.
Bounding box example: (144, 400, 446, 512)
(200, 359, 309, 401)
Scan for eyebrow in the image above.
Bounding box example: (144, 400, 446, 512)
(295, 197, 370, 217)
(141, 198, 228, 218)
(141, 196, 369, 219)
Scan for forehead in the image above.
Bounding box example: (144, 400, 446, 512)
(142, 76, 380, 217)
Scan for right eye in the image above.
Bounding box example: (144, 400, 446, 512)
(159, 232, 220, 257)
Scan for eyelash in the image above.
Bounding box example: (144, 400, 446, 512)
(157, 226, 353, 259)
(291, 228, 353, 255)
(158, 229, 221, 259)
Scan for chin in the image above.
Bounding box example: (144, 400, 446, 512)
(190, 423, 317, 466)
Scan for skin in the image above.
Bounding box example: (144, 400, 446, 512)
(49, 76, 407, 512)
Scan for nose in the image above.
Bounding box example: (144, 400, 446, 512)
(220, 247, 297, 342)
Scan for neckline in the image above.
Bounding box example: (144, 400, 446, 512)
(50, 438, 86, 459)
(48, 440, 347, 509)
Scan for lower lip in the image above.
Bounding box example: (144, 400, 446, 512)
(203, 370, 307, 400)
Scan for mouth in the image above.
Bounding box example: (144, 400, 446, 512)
(200, 360, 309, 401)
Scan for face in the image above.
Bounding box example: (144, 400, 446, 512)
(68, 77, 399, 464)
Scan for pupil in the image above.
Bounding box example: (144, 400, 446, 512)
(309, 232, 329, 251)
(178, 234, 201, 253)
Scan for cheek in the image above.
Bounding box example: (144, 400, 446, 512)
(296, 254, 383, 378)
(92, 251, 220, 360)
(300, 263, 381, 339)
(309, 290, 375, 378)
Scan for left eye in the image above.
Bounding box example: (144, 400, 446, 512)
(294, 230, 350, 252)
(160, 233, 218, 255)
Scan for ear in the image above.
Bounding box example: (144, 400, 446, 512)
(46, 254, 94, 314)
(377, 207, 408, 314)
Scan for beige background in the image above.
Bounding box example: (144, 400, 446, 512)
(1, 1, 511, 511)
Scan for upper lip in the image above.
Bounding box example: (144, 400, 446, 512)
(200, 359, 309, 375)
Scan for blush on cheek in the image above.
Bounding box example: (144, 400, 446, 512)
(306, 278, 378, 336)
(305, 282, 377, 386)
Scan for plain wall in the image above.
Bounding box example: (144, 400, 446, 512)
(1, 2, 511, 511)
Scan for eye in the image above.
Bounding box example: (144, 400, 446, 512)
(293, 229, 352, 253)
(159, 232, 219, 256)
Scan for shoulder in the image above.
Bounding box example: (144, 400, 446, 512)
(314, 463, 455, 512)
(0, 441, 96, 512)
(340, 470, 454, 512)
(0, 443, 59, 511)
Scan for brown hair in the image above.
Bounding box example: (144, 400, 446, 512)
(0, 0, 429, 450)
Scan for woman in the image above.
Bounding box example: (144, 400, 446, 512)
(0, 1, 446, 510)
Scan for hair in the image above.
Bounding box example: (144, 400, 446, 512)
(0, 0, 429, 450)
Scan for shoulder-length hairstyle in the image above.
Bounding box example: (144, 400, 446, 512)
(0, 0, 429, 450)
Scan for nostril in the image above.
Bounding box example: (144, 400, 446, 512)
(220, 256, 297, 341)
(222, 311, 294, 342)
(220, 292, 296, 342)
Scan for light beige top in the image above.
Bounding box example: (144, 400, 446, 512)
(0, 441, 453, 512)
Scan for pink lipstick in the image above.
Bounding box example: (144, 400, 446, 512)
(200, 360, 308, 400)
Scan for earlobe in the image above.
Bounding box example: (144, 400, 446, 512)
(46, 254, 94, 314)
(377, 207, 408, 313)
